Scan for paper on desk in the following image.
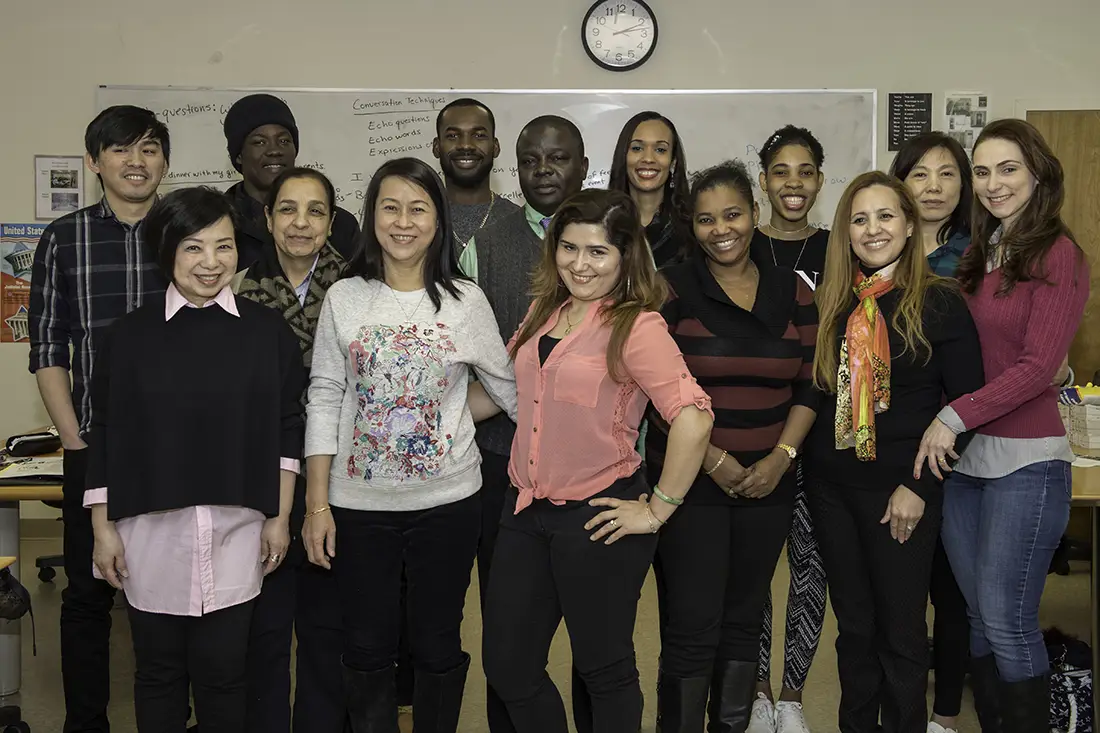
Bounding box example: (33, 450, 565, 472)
(1072, 456, 1100, 468)
(0, 456, 64, 481)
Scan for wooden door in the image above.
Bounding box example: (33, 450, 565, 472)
(1027, 110, 1100, 381)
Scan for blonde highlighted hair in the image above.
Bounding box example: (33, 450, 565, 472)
(813, 171, 954, 393)
(509, 189, 667, 380)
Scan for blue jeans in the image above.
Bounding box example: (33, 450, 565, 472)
(941, 460, 1071, 682)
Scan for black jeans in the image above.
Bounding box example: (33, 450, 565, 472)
(128, 601, 254, 733)
(482, 474, 658, 733)
(808, 479, 941, 733)
(331, 492, 480, 675)
(929, 535, 969, 718)
(477, 451, 519, 733)
(656, 497, 794, 677)
(246, 477, 347, 733)
(60, 447, 117, 733)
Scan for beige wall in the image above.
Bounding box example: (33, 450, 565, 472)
(3, 1, 1099, 517)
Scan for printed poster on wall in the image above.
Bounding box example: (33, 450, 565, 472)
(1, 223, 44, 342)
(943, 92, 990, 152)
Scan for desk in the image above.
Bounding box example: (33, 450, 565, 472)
(1071, 463, 1100, 729)
(0, 480, 62, 700)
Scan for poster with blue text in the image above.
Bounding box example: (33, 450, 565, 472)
(1, 223, 44, 342)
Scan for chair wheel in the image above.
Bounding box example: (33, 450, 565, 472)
(38, 566, 56, 583)
(2, 722, 30, 732)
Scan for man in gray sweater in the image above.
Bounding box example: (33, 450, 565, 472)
(469, 115, 588, 733)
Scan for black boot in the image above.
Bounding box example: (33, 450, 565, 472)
(411, 654, 470, 733)
(656, 671, 709, 733)
(969, 654, 1002, 733)
(343, 660, 400, 733)
(707, 660, 758, 733)
(998, 674, 1050, 733)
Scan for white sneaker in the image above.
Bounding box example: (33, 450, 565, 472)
(747, 693, 777, 733)
(927, 723, 957, 733)
(775, 700, 811, 733)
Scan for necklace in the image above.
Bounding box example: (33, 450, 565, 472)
(387, 283, 427, 324)
(763, 221, 813, 238)
(764, 226, 812, 272)
(563, 306, 583, 336)
(452, 193, 497, 253)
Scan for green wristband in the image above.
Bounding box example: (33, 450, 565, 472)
(652, 485, 683, 506)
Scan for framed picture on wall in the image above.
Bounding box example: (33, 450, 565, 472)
(34, 155, 84, 221)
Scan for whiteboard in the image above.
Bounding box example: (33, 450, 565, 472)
(96, 86, 876, 229)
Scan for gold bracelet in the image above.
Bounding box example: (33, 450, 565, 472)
(644, 505, 664, 533)
(305, 506, 330, 520)
(705, 450, 728, 476)
(652, 485, 683, 506)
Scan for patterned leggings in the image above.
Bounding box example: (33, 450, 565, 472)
(757, 465, 827, 691)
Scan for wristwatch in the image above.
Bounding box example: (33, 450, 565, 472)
(775, 443, 798, 460)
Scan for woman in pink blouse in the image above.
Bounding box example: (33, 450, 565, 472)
(478, 189, 714, 733)
(85, 187, 305, 732)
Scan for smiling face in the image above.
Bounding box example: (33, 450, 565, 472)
(373, 176, 438, 273)
(173, 215, 238, 306)
(237, 124, 297, 194)
(693, 184, 759, 268)
(972, 137, 1038, 232)
(555, 222, 623, 302)
(517, 123, 589, 217)
(760, 144, 823, 223)
(266, 176, 333, 263)
(625, 119, 674, 194)
(433, 104, 499, 189)
(848, 184, 914, 270)
(86, 134, 168, 206)
(903, 146, 963, 227)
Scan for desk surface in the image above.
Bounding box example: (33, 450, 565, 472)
(1072, 464, 1100, 506)
(0, 444, 64, 501)
(0, 557, 14, 570)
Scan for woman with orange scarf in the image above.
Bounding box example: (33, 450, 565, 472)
(803, 172, 984, 733)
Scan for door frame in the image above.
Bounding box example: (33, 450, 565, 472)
(1015, 96, 1100, 117)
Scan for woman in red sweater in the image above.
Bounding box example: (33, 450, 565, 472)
(916, 119, 1089, 733)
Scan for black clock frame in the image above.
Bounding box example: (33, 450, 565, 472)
(581, 0, 659, 72)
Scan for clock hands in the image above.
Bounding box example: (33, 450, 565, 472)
(613, 21, 646, 35)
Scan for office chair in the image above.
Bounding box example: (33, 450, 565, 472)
(33, 502, 63, 583)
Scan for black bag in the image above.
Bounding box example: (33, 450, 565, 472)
(5, 428, 62, 458)
(1046, 627, 1093, 733)
(0, 566, 35, 655)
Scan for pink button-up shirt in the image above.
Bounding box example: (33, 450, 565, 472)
(508, 300, 712, 513)
(83, 284, 299, 616)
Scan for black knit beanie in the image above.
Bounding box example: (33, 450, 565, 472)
(223, 94, 300, 172)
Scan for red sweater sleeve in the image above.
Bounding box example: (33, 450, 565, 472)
(950, 235, 1088, 430)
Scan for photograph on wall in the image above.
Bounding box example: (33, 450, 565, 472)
(35, 155, 85, 220)
(943, 92, 989, 152)
(1, 223, 45, 342)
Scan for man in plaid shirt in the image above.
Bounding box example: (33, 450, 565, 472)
(28, 105, 170, 733)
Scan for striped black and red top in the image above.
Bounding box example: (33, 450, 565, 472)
(646, 253, 819, 506)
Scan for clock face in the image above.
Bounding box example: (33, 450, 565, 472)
(582, 0, 658, 72)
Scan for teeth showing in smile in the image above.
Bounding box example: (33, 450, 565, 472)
(264, 164, 284, 171)
(195, 274, 221, 286)
(391, 235, 416, 244)
(570, 274, 594, 284)
(782, 195, 807, 209)
(862, 239, 890, 249)
(635, 169, 661, 180)
(124, 174, 146, 181)
(988, 194, 1010, 204)
(710, 238, 738, 252)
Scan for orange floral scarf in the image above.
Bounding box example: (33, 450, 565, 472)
(835, 271, 894, 460)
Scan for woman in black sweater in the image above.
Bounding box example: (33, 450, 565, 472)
(806, 172, 983, 733)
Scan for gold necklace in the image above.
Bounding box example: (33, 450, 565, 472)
(452, 193, 496, 252)
(563, 307, 583, 336)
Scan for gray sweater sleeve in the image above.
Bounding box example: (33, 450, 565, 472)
(463, 285, 518, 422)
(305, 289, 347, 458)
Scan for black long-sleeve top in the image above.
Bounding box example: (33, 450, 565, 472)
(804, 283, 984, 498)
(85, 293, 305, 521)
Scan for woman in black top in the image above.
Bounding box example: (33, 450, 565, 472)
(806, 172, 983, 733)
(645, 161, 819, 732)
(747, 125, 832, 732)
(608, 111, 694, 269)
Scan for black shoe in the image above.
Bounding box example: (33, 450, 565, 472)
(656, 672, 709, 733)
(998, 674, 1050, 733)
(411, 654, 470, 733)
(707, 660, 758, 733)
(343, 660, 400, 733)
(969, 654, 1002, 733)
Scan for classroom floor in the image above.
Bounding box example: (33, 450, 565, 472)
(9, 535, 1093, 732)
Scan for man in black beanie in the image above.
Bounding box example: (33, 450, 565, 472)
(223, 93, 359, 271)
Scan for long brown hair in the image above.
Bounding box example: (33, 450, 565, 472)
(509, 189, 667, 380)
(813, 171, 953, 392)
(956, 118, 1077, 296)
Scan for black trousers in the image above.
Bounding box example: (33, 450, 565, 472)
(929, 535, 969, 718)
(331, 492, 480, 675)
(128, 601, 254, 733)
(657, 497, 794, 677)
(477, 451, 520, 733)
(482, 475, 658, 733)
(60, 447, 117, 733)
(246, 477, 348, 733)
(808, 479, 941, 733)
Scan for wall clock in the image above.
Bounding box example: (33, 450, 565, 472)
(582, 0, 658, 72)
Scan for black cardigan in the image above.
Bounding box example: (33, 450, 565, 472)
(85, 294, 305, 521)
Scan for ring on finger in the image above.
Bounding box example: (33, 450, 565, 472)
(610, 519, 618, 528)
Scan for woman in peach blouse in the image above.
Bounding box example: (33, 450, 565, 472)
(477, 189, 714, 733)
